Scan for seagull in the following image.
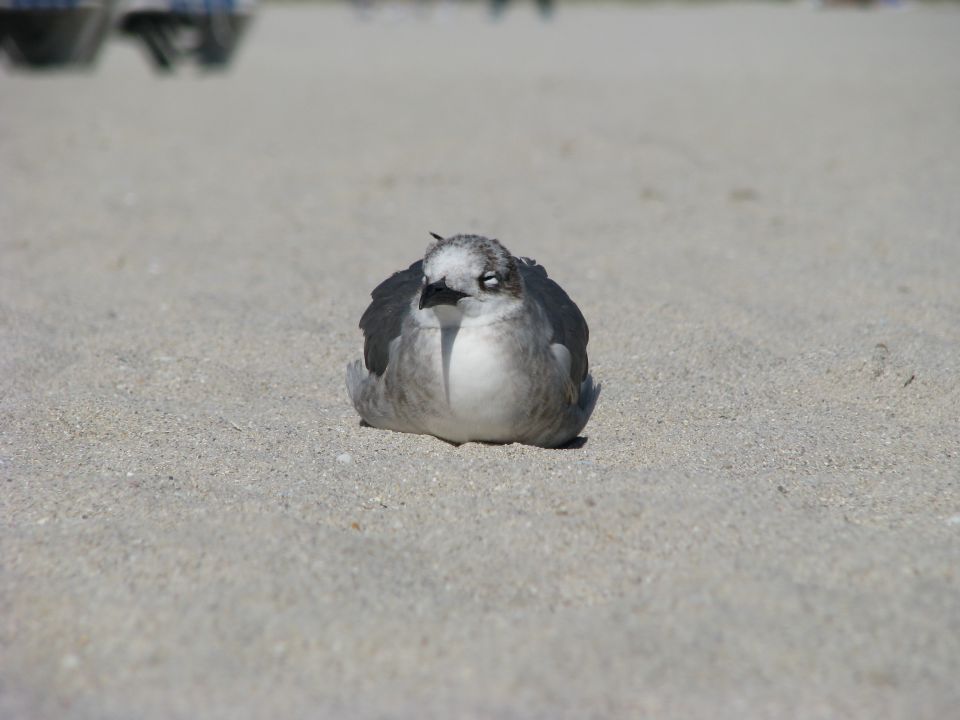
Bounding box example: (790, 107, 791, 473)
(346, 233, 599, 448)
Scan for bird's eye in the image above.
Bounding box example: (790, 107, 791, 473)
(480, 271, 500, 289)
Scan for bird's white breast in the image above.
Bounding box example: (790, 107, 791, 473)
(438, 326, 519, 442)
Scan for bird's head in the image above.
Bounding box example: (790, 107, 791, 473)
(419, 233, 523, 324)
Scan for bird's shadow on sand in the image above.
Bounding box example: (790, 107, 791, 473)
(357, 420, 588, 450)
(557, 436, 589, 450)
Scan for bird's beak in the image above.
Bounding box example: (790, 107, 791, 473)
(419, 279, 468, 310)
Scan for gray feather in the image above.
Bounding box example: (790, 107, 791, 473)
(359, 260, 423, 376)
(517, 258, 590, 387)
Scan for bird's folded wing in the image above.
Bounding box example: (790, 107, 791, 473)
(359, 260, 424, 376)
(517, 258, 590, 387)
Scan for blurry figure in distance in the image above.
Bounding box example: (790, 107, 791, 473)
(490, 0, 554, 20)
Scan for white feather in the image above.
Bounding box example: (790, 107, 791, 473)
(444, 326, 516, 438)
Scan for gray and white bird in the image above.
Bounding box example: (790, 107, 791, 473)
(346, 233, 599, 448)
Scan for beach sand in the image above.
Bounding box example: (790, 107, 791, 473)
(2, 3, 959, 718)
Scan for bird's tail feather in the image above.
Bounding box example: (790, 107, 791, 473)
(578, 374, 600, 422)
(345, 360, 367, 407)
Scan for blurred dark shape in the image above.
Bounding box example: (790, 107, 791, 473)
(0, 0, 119, 66)
(817, 0, 902, 6)
(0, 0, 254, 70)
(120, 0, 253, 71)
(490, 0, 554, 20)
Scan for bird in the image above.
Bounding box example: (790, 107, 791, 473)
(346, 233, 599, 448)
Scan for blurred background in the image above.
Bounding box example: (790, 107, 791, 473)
(3, 1, 960, 718)
(0, 0, 922, 72)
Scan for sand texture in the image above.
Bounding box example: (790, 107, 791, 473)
(2, 3, 959, 718)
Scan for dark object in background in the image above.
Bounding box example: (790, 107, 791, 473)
(0, 0, 118, 66)
(0, 0, 254, 70)
(120, 0, 254, 70)
(490, 0, 554, 20)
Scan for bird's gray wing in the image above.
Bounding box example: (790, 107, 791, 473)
(517, 257, 590, 386)
(359, 260, 423, 376)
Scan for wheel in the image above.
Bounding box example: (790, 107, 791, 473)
(0, 5, 114, 67)
(195, 13, 249, 67)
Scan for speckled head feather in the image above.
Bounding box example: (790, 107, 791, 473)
(423, 233, 522, 298)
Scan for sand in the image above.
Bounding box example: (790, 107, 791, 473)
(2, 2, 959, 718)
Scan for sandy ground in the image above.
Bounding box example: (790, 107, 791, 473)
(2, 2, 960, 718)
